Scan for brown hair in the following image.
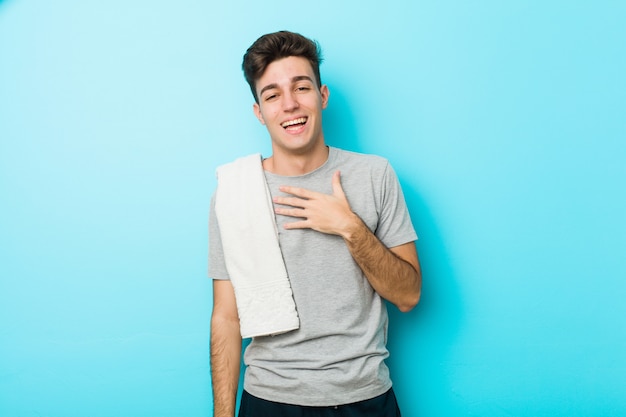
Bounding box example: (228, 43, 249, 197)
(242, 31, 323, 103)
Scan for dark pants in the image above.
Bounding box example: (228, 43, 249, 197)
(238, 389, 402, 417)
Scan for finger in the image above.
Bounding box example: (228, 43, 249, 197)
(332, 170, 347, 199)
(283, 220, 310, 230)
(273, 196, 308, 208)
(278, 185, 318, 199)
(274, 206, 307, 218)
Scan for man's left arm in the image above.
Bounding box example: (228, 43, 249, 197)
(343, 219, 421, 312)
(273, 170, 421, 312)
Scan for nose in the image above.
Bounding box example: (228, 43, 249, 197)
(281, 91, 299, 111)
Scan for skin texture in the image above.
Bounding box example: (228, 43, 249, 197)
(210, 55, 421, 417)
(210, 280, 240, 417)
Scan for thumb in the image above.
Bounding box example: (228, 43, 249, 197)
(332, 170, 346, 199)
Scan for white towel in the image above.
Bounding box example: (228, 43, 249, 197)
(214, 154, 300, 338)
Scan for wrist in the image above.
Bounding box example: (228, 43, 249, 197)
(340, 212, 366, 242)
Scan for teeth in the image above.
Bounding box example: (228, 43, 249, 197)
(281, 117, 307, 128)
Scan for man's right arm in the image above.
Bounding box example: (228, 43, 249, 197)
(210, 279, 242, 417)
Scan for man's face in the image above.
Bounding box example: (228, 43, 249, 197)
(253, 56, 329, 157)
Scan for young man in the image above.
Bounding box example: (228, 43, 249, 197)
(209, 31, 421, 417)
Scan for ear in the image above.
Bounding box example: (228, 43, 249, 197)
(253, 102, 266, 125)
(320, 84, 330, 109)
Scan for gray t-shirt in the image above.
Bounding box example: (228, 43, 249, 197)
(208, 147, 417, 406)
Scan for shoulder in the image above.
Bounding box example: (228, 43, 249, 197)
(217, 153, 262, 171)
(331, 147, 390, 172)
(215, 154, 263, 183)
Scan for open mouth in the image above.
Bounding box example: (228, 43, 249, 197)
(281, 117, 308, 131)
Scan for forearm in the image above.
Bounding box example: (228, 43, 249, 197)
(210, 315, 242, 417)
(343, 214, 421, 312)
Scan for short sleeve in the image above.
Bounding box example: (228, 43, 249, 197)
(208, 193, 231, 280)
(374, 162, 417, 248)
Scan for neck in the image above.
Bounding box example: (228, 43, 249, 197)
(263, 144, 329, 176)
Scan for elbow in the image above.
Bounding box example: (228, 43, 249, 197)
(397, 289, 421, 313)
(210, 312, 241, 339)
(397, 304, 413, 313)
(397, 259, 422, 313)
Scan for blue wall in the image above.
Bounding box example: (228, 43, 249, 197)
(1, 1, 624, 416)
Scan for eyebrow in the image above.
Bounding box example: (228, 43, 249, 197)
(258, 75, 315, 97)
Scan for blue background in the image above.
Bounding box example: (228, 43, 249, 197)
(1, 1, 625, 416)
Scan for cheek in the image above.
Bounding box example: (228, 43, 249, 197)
(264, 108, 282, 125)
(258, 109, 273, 125)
